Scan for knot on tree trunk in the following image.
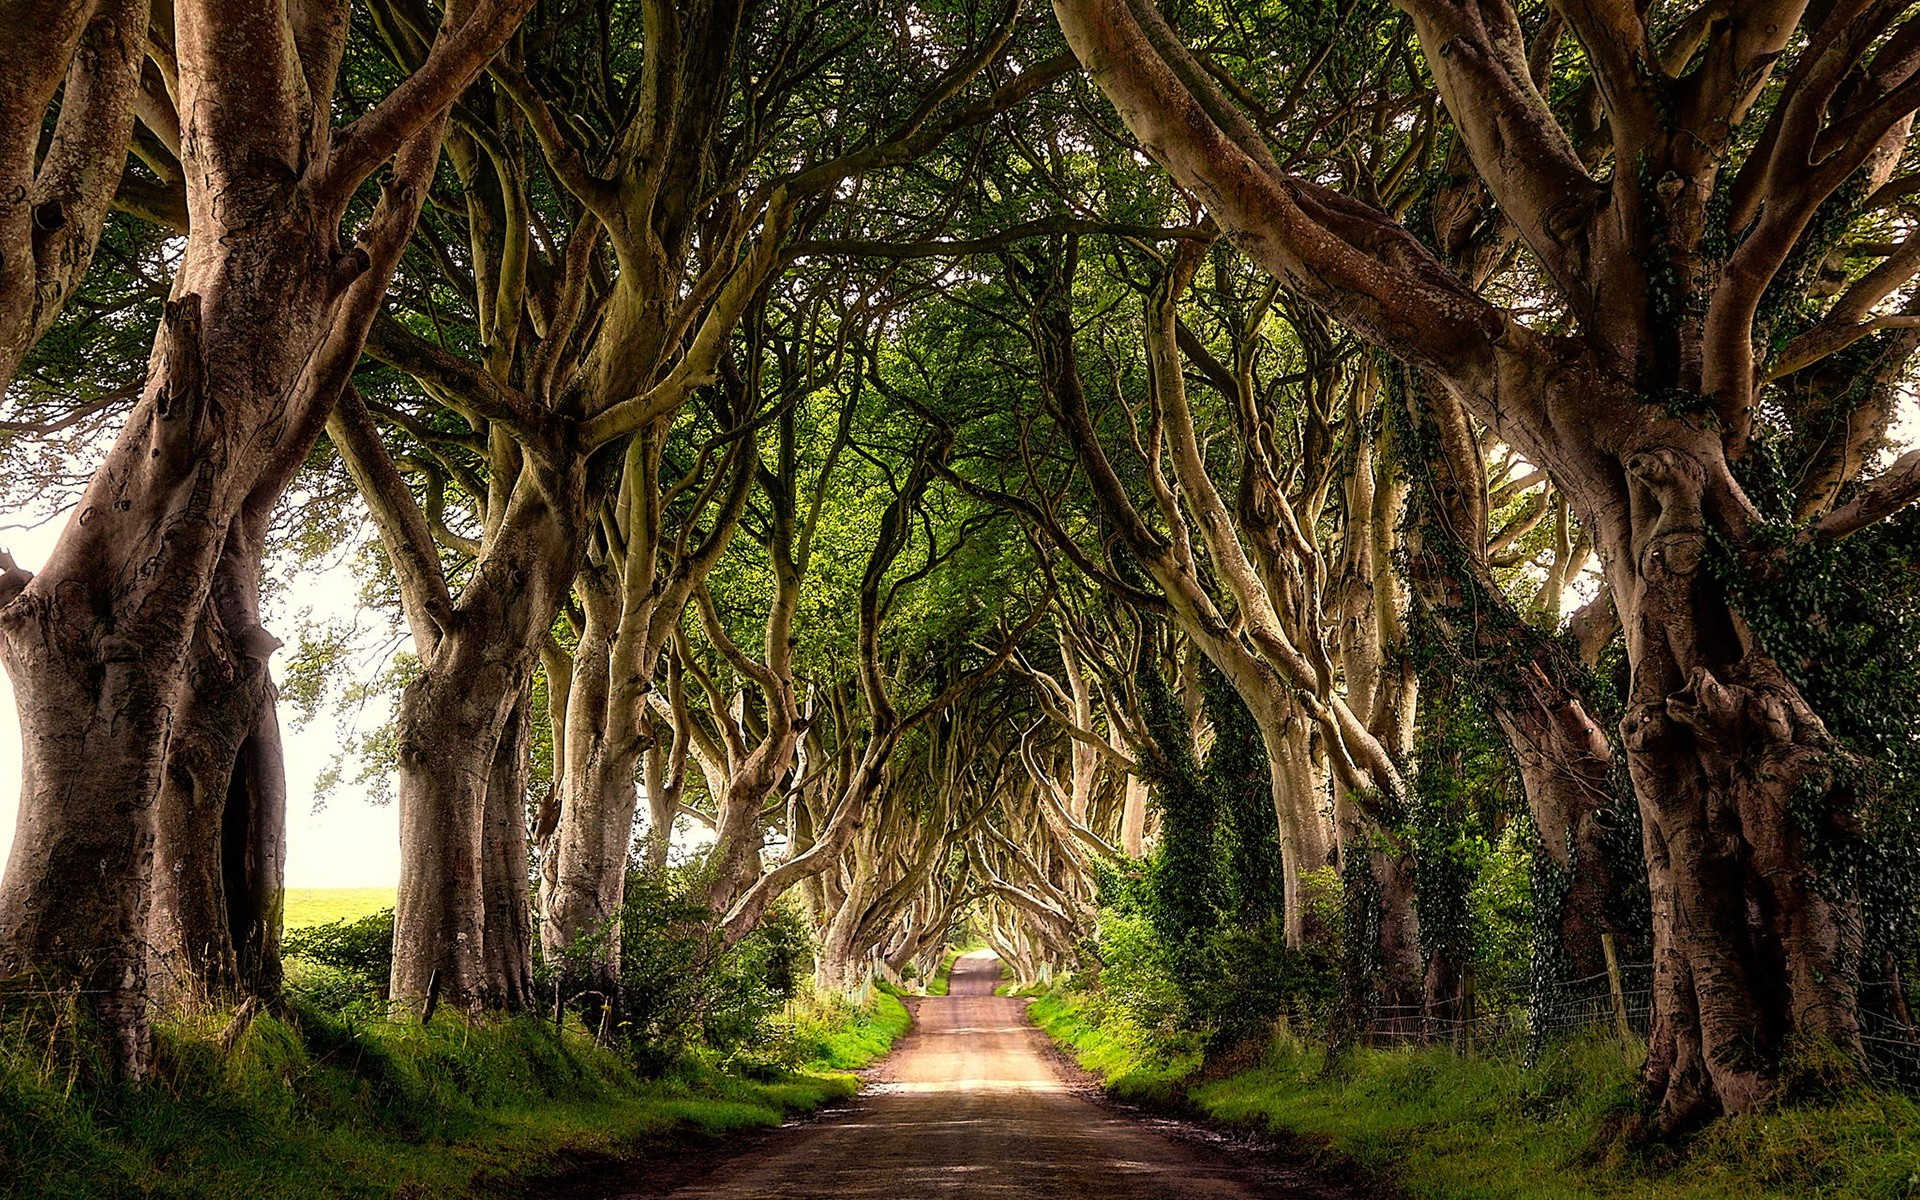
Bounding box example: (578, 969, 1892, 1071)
(1626, 446, 1708, 581)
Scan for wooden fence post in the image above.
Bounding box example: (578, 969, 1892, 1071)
(1461, 967, 1476, 1054)
(1601, 933, 1631, 1040)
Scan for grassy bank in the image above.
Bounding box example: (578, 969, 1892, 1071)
(1, 987, 910, 1200)
(1030, 986, 1920, 1199)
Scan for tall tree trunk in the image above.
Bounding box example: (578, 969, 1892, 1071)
(0, 222, 333, 1075)
(1604, 441, 1862, 1130)
(1270, 700, 1331, 945)
(539, 568, 640, 998)
(389, 459, 583, 1008)
(391, 632, 522, 1011)
(481, 692, 536, 1011)
(816, 817, 894, 991)
(1120, 773, 1148, 857)
(0, 0, 527, 1071)
(390, 496, 579, 1010)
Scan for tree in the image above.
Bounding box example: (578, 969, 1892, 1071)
(1052, 0, 1920, 1129)
(0, 0, 534, 1073)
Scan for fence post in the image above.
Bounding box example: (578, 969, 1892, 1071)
(1461, 966, 1476, 1055)
(422, 967, 441, 1026)
(1601, 933, 1631, 1040)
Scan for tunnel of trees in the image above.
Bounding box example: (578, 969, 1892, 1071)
(3, 0, 1920, 1153)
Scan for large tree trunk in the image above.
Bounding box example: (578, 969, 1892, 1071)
(391, 632, 522, 1011)
(1601, 441, 1861, 1131)
(481, 692, 536, 1011)
(391, 513, 578, 1011)
(0, 223, 339, 1072)
(143, 107, 458, 1012)
(390, 463, 582, 1009)
(1269, 700, 1331, 945)
(538, 567, 646, 1000)
(816, 816, 893, 991)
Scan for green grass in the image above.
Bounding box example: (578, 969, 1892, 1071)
(283, 889, 395, 931)
(926, 945, 982, 997)
(1030, 984, 1920, 1200)
(1027, 990, 1200, 1104)
(1, 985, 910, 1200)
(778, 986, 913, 1071)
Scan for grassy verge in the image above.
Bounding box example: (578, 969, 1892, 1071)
(2, 987, 910, 1200)
(1030, 984, 1920, 1200)
(780, 986, 912, 1070)
(1027, 990, 1199, 1104)
(926, 945, 982, 998)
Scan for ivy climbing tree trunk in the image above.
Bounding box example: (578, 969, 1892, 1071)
(1399, 382, 1627, 984)
(1053, 0, 1920, 1129)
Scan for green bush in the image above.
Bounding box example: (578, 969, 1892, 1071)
(282, 907, 394, 1011)
(555, 864, 816, 1075)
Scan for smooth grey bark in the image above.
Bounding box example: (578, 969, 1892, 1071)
(0, 0, 531, 1075)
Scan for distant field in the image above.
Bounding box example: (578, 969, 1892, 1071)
(283, 888, 394, 930)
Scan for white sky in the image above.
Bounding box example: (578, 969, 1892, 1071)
(0, 510, 402, 890)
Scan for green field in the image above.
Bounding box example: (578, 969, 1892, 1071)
(283, 888, 394, 931)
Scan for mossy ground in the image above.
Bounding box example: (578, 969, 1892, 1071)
(1030, 986, 1920, 1200)
(0, 986, 911, 1199)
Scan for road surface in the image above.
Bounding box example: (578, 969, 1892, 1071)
(551, 950, 1371, 1199)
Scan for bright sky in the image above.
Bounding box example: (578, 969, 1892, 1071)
(0, 511, 402, 890)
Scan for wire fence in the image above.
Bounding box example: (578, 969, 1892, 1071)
(1859, 979, 1920, 1088)
(1356, 962, 1920, 1094)
(1360, 963, 1653, 1052)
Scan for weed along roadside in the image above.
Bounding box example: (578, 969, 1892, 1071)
(1, 881, 914, 1200)
(1029, 980, 1920, 1200)
(0, 985, 912, 1200)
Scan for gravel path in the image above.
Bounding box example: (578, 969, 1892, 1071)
(542, 951, 1380, 1199)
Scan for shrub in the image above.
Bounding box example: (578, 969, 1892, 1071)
(282, 908, 394, 1010)
(578, 864, 815, 1075)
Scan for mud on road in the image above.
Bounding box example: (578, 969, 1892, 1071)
(532, 951, 1385, 1199)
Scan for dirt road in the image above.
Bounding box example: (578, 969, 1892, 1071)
(556, 951, 1371, 1199)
